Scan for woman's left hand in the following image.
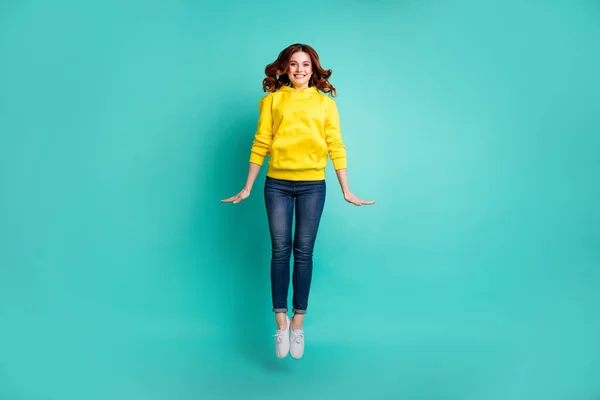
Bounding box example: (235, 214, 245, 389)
(344, 192, 375, 206)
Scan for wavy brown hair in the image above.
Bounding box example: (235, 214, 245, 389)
(262, 43, 337, 97)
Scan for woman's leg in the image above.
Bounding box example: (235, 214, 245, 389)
(287, 180, 325, 359)
(291, 179, 326, 324)
(264, 177, 294, 326)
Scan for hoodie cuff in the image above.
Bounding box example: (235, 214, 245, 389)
(249, 152, 265, 166)
(332, 157, 347, 170)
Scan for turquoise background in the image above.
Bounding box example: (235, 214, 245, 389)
(1, 0, 599, 399)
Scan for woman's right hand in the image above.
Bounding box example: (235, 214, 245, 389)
(221, 188, 250, 204)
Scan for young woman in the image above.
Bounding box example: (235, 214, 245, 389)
(222, 43, 374, 359)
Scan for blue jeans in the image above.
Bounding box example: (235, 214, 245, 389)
(264, 176, 326, 314)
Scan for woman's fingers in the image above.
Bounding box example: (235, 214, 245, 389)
(351, 197, 375, 206)
(221, 194, 240, 203)
(222, 190, 249, 204)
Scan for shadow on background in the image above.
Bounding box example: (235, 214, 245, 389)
(206, 101, 291, 372)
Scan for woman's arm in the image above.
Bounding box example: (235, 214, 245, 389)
(222, 94, 272, 205)
(324, 100, 374, 206)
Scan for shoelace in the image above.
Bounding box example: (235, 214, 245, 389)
(291, 331, 304, 344)
(274, 329, 287, 343)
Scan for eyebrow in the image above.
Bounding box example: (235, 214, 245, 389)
(290, 60, 311, 63)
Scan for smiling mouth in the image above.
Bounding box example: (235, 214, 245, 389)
(294, 74, 306, 79)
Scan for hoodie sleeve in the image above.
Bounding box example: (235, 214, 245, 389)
(324, 98, 347, 170)
(249, 94, 273, 166)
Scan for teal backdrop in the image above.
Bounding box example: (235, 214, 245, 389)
(1, 0, 599, 399)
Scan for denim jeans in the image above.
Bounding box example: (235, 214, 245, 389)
(264, 176, 326, 314)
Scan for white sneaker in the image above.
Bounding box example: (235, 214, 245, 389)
(290, 327, 304, 359)
(274, 316, 290, 358)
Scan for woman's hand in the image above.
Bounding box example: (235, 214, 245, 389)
(334, 168, 375, 206)
(344, 192, 375, 206)
(221, 163, 261, 205)
(221, 188, 251, 204)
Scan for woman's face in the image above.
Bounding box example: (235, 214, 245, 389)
(287, 51, 313, 90)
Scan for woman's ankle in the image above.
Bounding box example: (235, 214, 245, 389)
(275, 312, 288, 329)
(291, 314, 304, 330)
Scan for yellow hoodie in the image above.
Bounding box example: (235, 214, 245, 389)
(249, 85, 347, 181)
